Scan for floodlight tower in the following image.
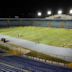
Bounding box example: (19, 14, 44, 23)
(47, 10, 52, 15)
(58, 10, 62, 15)
(69, 9, 72, 19)
(37, 12, 42, 17)
(69, 9, 72, 14)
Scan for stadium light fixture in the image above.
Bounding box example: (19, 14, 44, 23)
(47, 10, 52, 15)
(69, 9, 72, 14)
(58, 10, 62, 15)
(37, 12, 42, 16)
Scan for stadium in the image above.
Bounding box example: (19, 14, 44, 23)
(0, 13, 72, 72)
(1, 0, 72, 71)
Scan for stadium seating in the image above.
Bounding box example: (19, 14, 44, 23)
(0, 56, 72, 72)
(0, 18, 72, 29)
(0, 50, 5, 53)
(0, 63, 24, 72)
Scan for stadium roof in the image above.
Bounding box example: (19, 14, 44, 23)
(45, 14, 72, 20)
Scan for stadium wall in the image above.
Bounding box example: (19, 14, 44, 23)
(0, 18, 72, 29)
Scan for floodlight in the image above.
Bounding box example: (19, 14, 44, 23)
(47, 10, 52, 15)
(37, 12, 42, 16)
(69, 9, 72, 14)
(58, 10, 62, 14)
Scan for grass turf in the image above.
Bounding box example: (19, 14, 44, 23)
(0, 26, 72, 48)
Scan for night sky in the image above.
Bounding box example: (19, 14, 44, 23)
(0, 0, 72, 18)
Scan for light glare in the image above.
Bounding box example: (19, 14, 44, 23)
(69, 9, 72, 14)
(37, 12, 42, 16)
(58, 10, 62, 14)
(47, 11, 52, 15)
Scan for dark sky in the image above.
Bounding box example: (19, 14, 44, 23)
(0, 0, 72, 18)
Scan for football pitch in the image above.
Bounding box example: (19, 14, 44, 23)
(0, 26, 72, 48)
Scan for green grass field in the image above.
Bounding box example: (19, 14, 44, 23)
(0, 26, 72, 48)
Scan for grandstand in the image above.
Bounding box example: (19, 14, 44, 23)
(45, 14, 72, 20)
(0, 39, 72, 72)
(0, 50, 5, 53)
(0, 15, 72, 29)
(0, 55, 72, 72)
